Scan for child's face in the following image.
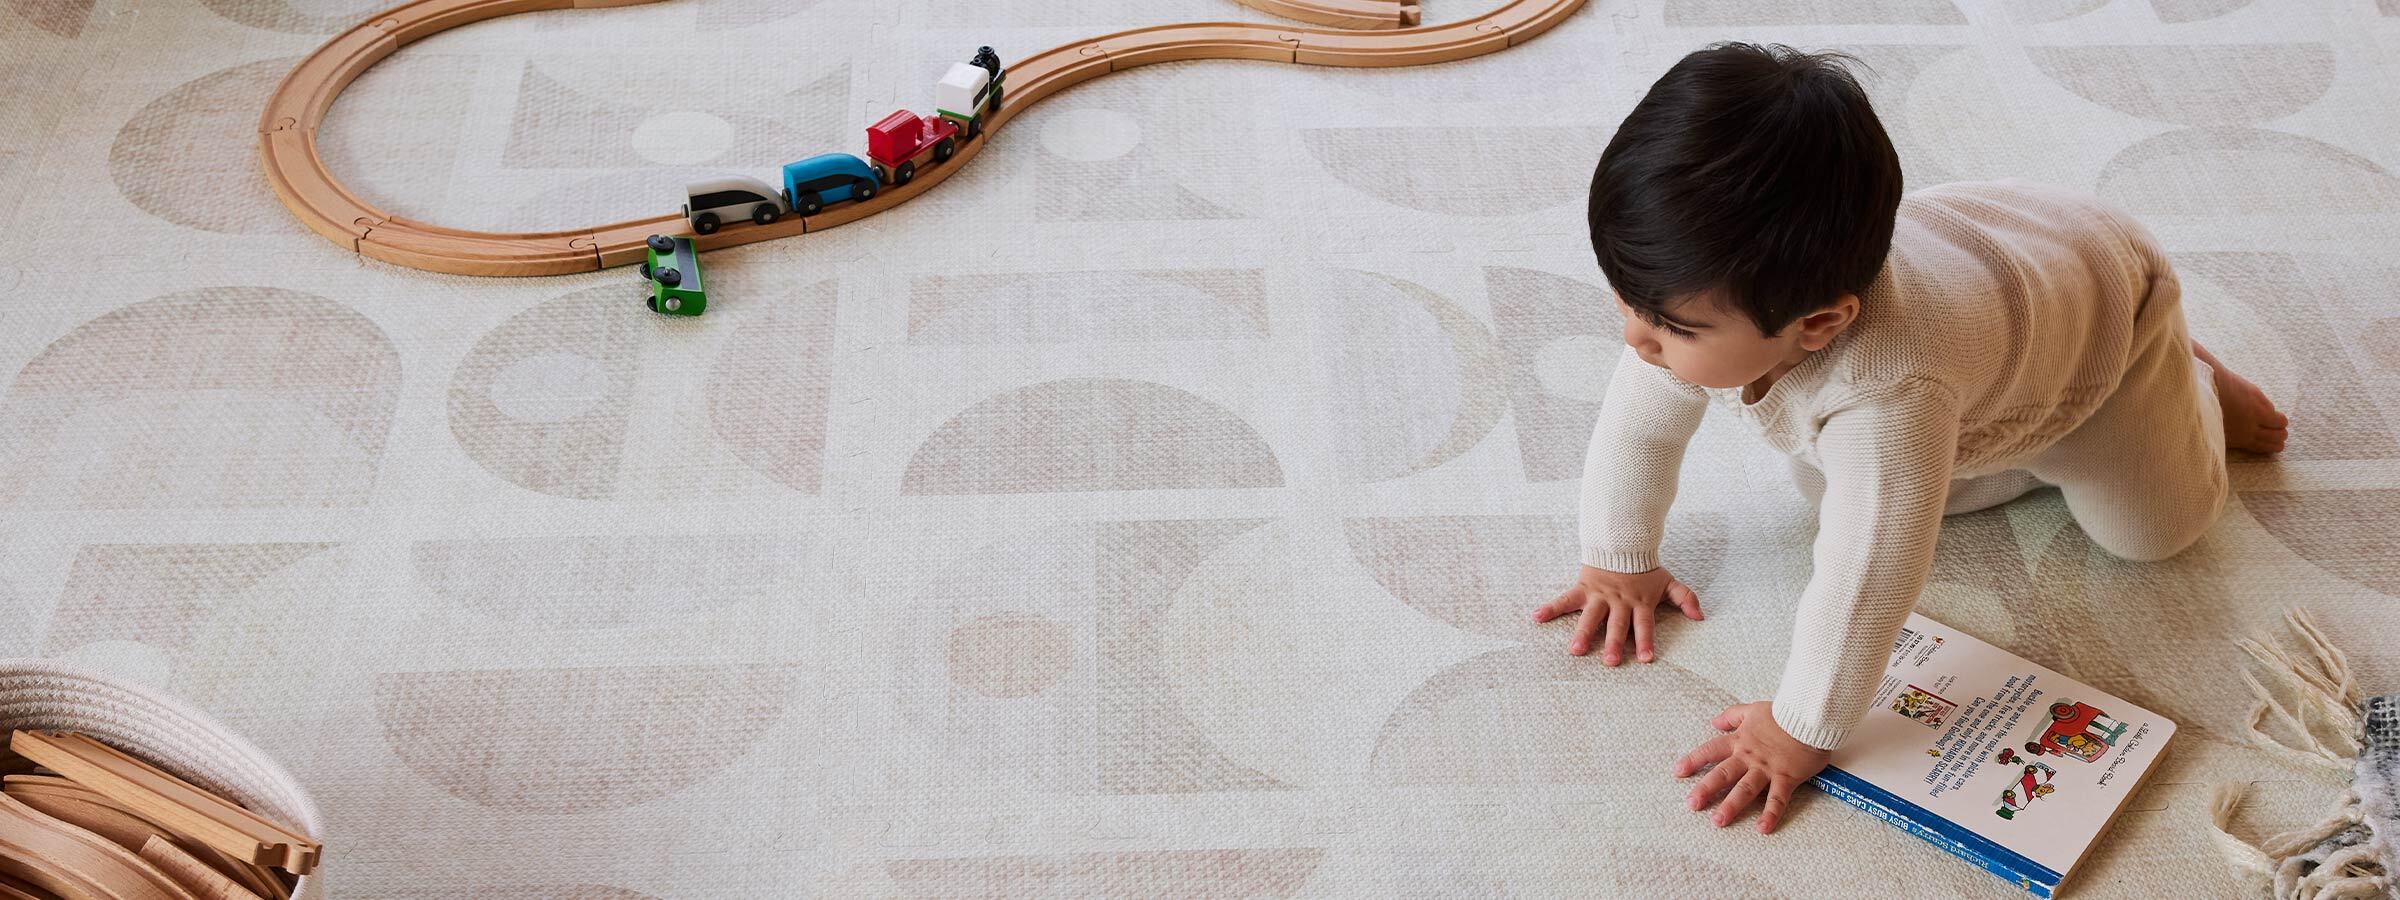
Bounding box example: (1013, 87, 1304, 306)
(1617, 292, 1819, 390)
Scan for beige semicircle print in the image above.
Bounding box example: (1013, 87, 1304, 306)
(1310, 269, 1507, 482)
(2029, 44, 2335, 123)
(0, 289, 399, 508)
(2097, 128, 2400, 215)
(901, 378, 1283, 495)
(2025, 42, 2400, 215)
(110, 59, 305, 234)
(375, 664, 796, 813)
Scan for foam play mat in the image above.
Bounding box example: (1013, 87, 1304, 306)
(2, 0, 2397, 895)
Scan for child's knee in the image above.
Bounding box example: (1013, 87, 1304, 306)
(2087, 481, 2226, 562)
(2094, 526, 2204, 562)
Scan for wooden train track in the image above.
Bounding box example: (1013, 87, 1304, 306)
(259, 0, 1587, 276)
(1233, 0, 1420, 30)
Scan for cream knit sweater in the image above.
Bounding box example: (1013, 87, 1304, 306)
(1578, 178, 2178, 750)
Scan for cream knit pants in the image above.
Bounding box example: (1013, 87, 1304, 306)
(1791, 328, 2229, 563)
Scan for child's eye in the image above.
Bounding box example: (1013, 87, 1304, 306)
(1658, 322, 1697, 338)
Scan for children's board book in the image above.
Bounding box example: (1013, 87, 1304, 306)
(1808, 612, 2175, 898)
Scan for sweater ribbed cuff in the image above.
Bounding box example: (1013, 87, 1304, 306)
(1579, 547, 1659, 574)
(1771, 702, 1849, 752)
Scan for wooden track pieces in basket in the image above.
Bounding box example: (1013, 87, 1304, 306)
(257, 0, 1587, 276)
(6, 732, 317, 880)
(4, 776, 287, 900)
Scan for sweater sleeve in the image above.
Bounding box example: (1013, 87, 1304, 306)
(1577, 347, 1710, 573)
(1770, 379, 1963, 750)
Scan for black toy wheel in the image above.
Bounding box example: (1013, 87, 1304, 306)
(645, 234, 675, 253)
(693, 212, 720, 235)
(753, 204, 780, 226)
(646, 292, 658, 311)
(656, 267, 681, 287)
(855, 181, 876, 201)
(796, 192, 823, 216)
(894, 161, 915, 185)
(640, 261, 652, 279)
(933, 138, 955, 162)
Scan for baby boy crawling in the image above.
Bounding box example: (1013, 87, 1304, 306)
(1533, 42, 2288, 834)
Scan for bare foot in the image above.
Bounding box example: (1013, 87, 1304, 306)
(2195, 342, 2289, 455)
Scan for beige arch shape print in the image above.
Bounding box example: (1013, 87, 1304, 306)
(259, 0, 1588, 276)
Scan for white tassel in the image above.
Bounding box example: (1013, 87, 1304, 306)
(2209, 608, 2390, 900)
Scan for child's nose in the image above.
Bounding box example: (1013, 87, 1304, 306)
(1623, 319, 1660, 356)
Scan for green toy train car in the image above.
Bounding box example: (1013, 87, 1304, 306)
(641, 234, 705, 316)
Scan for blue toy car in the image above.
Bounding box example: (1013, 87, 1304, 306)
(780, 152, 880, 216)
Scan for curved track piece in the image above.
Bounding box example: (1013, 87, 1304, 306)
(1234, 0, 1418, 29)
(261, 0, 1587, 276)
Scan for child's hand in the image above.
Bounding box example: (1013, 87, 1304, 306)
(1673, 701, 1831, 834)
(1531, 565, 1704, 664)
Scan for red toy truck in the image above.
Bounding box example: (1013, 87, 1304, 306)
(2023, 701, 2128, 763)
(866, 109, 958, 187)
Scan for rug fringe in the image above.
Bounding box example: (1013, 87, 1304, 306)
(2206, 608, 2392, 900)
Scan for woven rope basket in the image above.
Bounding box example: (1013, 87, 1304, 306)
(0, 658, 324, 898)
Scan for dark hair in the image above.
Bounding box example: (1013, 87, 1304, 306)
(1589, 42, 1903, 336)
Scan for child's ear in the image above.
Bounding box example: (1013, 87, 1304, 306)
(1796, 293, 1861, 351)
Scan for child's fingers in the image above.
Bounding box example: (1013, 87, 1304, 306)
(1601, 603, 1628, 666)
(1673, 734, 1733, 778)
(1570, 599, 1605, 655)
(1710, 703, 1749, 731)
(1757, 778, 1795, 834)
(1633, 604, 1656, 663)
(1686, 758, 1744, 811)
(1668, 579, 1704, 620)
(1532, 588, 1580, 623)
(1712, 771, 1769, 827)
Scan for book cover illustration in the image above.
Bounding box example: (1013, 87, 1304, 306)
(1813, 614, 2175, 897)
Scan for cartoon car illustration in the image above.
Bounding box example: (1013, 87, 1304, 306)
(780, 152, 879, 216)
(682, 175, 789, 235)
(1993, 761, 2058, 820)
(935, 45, 1005, 140)
(866, 108, 958, 187)
(640, 234, 705, 316)
(2025, 701, 2128, 763)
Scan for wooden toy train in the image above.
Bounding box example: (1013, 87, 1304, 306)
(641, 46, 1003, 316)
(679, 45, 1003, 235)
